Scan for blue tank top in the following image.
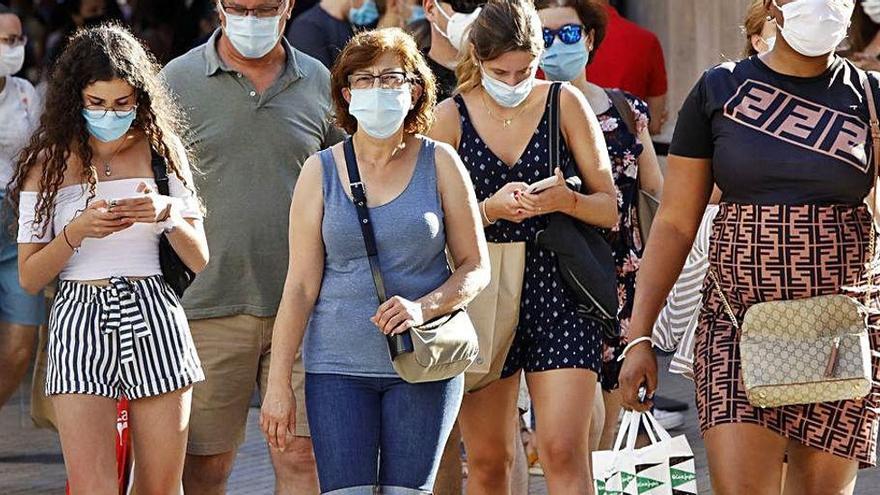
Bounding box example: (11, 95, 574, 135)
(303, 137, 452, 377)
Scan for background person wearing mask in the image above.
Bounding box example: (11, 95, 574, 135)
(847, 0, 880, 70)
(535, 0, 664, 451)
(621, 1, 880, 493)
(0, 4, 43, 415)
(287, 0, 379, 68)
(162, 1, 344, 493)
(421, 0, 482, 101)
(743, 0, 778, 57)
(585, 0, 667, 136)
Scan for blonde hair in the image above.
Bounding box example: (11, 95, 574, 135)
(455, 0, 544, 94)
(742, 0, 770, 58)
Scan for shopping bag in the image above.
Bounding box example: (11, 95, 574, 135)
(464, 242, 525, 392)
(593, 411, 697, 495)
(66, 398, 133, 495)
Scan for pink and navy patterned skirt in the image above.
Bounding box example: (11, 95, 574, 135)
(695, 203, 880, 467)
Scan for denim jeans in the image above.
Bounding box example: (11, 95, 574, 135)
(305, 373, 464, 494)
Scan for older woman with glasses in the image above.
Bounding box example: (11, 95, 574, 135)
(260, 27, 489, 495)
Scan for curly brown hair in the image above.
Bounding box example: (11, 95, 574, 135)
(330, 27, 437, 135)
(8, 23, 192, 237)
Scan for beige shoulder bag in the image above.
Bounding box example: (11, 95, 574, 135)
(707, 72, 878, 409)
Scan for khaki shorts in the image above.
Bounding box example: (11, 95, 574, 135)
(186, 314, 308, 456)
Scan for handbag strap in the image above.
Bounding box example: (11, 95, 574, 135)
(710, 70, 880, 326)
(548, 82, 563, 175)
(605, 88, 638, 137)
(150, 149, 171, 197)
(343, 138, 389, 304)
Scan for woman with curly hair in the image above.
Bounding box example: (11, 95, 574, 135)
(11, 23, 208, 494)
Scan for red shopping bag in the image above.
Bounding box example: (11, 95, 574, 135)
(66, 398, 133, 494)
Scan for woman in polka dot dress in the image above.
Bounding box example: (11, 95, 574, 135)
(430, 0, 617, 492)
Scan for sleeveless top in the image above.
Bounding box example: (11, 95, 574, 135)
(303, 137, 452, 377)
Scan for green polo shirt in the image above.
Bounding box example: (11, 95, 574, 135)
(161, 30, 344, 320)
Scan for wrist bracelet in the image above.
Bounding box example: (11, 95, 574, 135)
(616, 336, 654, 362)
(62, 225, 79, 253)
(480, 200, 497, 225)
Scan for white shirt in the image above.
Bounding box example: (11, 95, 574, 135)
(0, 76, 40, 187)
(18, 176, 202, 281)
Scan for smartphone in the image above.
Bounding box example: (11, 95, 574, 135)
(526, 176, 560, 194)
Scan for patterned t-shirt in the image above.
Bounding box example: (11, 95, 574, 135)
(670, 56, 879, 205)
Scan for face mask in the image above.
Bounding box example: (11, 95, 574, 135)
(481, 65, 536, 108)
(222, 10, 283, 59)
(772, 0, 853, 57)
(408, 5, 426, 24)
(0, 44, 25, 78)
(348, 87, 412, 139)
(761, 35, 776, 52)
(864, 0, 880, 23)
(434, 5, 482, 52)
(540, 40, 588, 82)
(349, 0, 380, 26)
(82, 108, 137, 142)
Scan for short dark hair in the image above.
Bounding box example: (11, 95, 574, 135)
(534, 0, 607, 65)
(447, 0, 484, 14)
(0, 5, 13, 15)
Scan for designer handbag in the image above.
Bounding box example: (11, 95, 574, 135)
(706, 72, 879, 409)
(535, 82, 619, 339)
(150, 151, 195, 297)
(343, 138, 479, 384)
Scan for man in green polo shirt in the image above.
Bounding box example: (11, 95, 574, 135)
(161, 1, 343, 493)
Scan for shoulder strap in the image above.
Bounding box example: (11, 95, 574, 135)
(861, 71, 880, 212)
(343, 138, 389, 304)
(150, 149, 170, 197)
(606, 88, 638, 138)
(548, 82, 563, 175)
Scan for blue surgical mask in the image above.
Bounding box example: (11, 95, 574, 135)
(348, 87, 412, 139)
(481, 65, 536, 108)
(223, 11, 283, 59)
(540, 39, 588, 82)
(82, 108, 136, 142)
(349, 0, 380, 27)
(408, 5, 426, 24)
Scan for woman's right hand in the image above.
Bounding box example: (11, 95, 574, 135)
(66, 200, 134, 246)
(485, 182, 532, 223)
(260, 383, 296, 452)
(618, 341, 658, 412)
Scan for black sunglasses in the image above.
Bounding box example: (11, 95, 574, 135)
(543, 24, 585, 49)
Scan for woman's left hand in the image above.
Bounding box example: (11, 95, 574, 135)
(371, 296, 426, 335)
(111, 181, 172, 223)
(517, 168, 576, 216)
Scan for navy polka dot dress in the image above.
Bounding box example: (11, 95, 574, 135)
(454, 90, 603, 378)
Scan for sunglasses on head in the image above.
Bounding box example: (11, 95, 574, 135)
(543, 24, 585, 49)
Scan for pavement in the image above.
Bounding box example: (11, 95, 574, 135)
(1, 356, 878, 494)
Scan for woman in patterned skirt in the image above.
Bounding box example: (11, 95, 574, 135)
(430, 0, 617, 492)
(621, 0, 880, 493)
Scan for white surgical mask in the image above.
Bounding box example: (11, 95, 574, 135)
(222, 9, 283, 59)
(772, 0, 853, 57)
(349, 87, 412, 139)
(434, 4, 482, 52)
(760, 35, 776, 53)
(0, 44, 25, 78)
(481, 65, 536, 108)
(863, 0, 880, 24)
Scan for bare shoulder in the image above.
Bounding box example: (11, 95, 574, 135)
(20, 154, 47, 192)
(559, 82, 591, 112)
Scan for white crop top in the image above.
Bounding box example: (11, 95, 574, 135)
(18, 176, 202, 281)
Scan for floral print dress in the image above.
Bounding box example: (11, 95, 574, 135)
(597, 91, 651, 390)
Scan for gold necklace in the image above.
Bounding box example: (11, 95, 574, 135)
(481, 91, 531, 128)
(97, 134, 129, 177)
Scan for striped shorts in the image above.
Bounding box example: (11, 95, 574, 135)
(46, 276, 204, 400)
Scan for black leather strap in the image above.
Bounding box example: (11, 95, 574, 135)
(343, 138, 389, 304)
(548, 82, 562, 176)
(150, 150, 170, 197)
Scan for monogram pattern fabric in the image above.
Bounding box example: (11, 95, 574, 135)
(695, 203, 880, 467)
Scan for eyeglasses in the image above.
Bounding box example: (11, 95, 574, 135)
(83, 104, 138, 118)
(220, 1, 286, 17)
(348, 71, 411, 90)
(543, 24, 584, 48)
(0, 34, 27, 48)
